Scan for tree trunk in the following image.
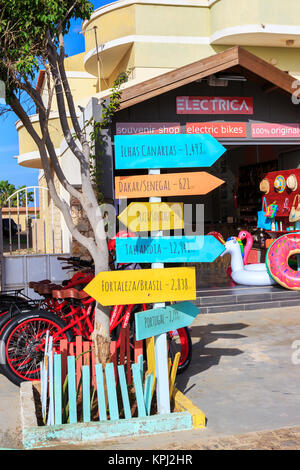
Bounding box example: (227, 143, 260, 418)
(90, 256, 111, 365)
(91, 303, 112, 365)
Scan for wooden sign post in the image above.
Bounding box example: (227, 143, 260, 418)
(116, 234, 225, 264)
(115, 171, 224, 199)
(110, 132, 226, 416)
(148, 167, 170, 414)
(118, 202, 184, 232)
(114, 134, 226, 169)
(83, 266, 196, 306)
(135, 301, 199, 341)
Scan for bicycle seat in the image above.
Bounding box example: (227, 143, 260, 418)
(37, 284, 62, 295)
(52, 288, 90, 300)
(29, 280, 51, 288)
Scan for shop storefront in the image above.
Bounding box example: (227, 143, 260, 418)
(105, 47, 300, 297)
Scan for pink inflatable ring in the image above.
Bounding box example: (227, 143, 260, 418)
(266, 233, 300, 290)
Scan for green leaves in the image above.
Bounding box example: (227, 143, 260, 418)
(0, 0, 93, 93)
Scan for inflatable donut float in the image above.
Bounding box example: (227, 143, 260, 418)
(266, 232, 300, 290)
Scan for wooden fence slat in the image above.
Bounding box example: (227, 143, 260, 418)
(105, 363, 119, 421)
(83, 341, 90, 366)
(82, 365, 91, 423)
(134, 336, 143, 363)
(75, 336, 83, 389)
(146, 337, 156, 398)
(40, 330, 49, 423)
(95, 364, 107, 421)
(125, 326, 131, 384)
(110, 341, 118, 378)
(117, 365, 132, 420)
(169, 352, 181, 400)
(47, 337, 54, 426)
(119, 328, 126, 366)
(132, 361, 146, 418)
(168, 357, 172, 377)
(59, 339, 68, 386)
(144, 373, 154, 416)
(54, 354, 62, 425)
(69, 342, 75, 356)
(67, 355, 77, 424)
(138, 354, 143, 381)
(91, 343, 97, 389)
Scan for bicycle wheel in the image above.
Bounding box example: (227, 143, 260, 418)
(0, 310, 73, 386)
(167, 327, 192, 374)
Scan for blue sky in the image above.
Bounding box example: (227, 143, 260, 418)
(0, 0, 110, 189)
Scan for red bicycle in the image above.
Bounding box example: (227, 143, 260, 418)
(0, 257, 94, 337)
(0, 235, 192, 386)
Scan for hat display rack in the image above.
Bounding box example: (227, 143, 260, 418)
(259, 168, 300, 233)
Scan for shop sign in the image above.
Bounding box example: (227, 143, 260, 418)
(114, 134, 226, 169)
(116, 122, 181, 135)
(251, 123, 300, 138)
(84, 267, 196, 306)
(176, 96, 253, 115)
(116, 235, 225, 264)
(135, 301, 199, 341)
(115, 171, 224, 199)
(186, 122, 247, 138)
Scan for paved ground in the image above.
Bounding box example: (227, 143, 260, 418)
(1, 305, 300, 450)
(0, 374, 22, 449)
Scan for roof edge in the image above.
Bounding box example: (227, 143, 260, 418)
(107, 46, 296, 110)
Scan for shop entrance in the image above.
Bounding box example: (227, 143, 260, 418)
(192, 143, 300, 310)
(201, 144, 299, 239)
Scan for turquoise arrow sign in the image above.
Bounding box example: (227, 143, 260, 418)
(135, 301, 199, 341)
(114, 134, 226, 169)
(116, 235, 225, 264)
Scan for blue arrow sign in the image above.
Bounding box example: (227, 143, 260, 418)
(114, 134, 226, 170)
(116, 235, 225, 264)
(135, 301, 199, 341)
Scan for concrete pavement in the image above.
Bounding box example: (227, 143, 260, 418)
(1, 305, 300, 450)
(0, 374, 22, 449)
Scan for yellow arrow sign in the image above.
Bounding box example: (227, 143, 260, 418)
(118, 202, 184, 232)
(84, 267, 196, 306)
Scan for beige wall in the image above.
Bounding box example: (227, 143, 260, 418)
(38, 173, 63, 254)
(2, 209, 39, 232)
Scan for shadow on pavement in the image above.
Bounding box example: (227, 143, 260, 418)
(177, 322, 249, 393)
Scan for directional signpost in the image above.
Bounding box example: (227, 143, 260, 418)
(116, 235, 225, 264)
(85, 130, 227, 417)
(135, 301, 199, 341)
(114, 134, 226, 169)
(118, 202, 184, 232)
(115, 171, 224, 199)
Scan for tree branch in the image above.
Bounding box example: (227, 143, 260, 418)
(10, 93, 98, 259)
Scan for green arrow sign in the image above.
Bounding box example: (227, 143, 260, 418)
(135, 301, 199, 341)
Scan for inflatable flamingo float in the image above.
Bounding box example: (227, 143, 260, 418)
(238, 230, 266, 271)
(221, 237, 276, 286)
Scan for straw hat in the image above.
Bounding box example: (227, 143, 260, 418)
(287, 174, 298, 192)
(259, 179, 270, 194)
(274, 175, 286, 193)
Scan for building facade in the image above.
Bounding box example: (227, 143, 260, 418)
(15, 0, 300, 256)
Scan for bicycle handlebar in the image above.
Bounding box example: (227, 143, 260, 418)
(57, 256, 94, 268)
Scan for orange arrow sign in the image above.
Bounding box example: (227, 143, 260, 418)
(115, 171, 224, 199)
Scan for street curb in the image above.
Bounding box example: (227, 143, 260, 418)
(20, 382, 204, 449)
(173, 387, 206, 429)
